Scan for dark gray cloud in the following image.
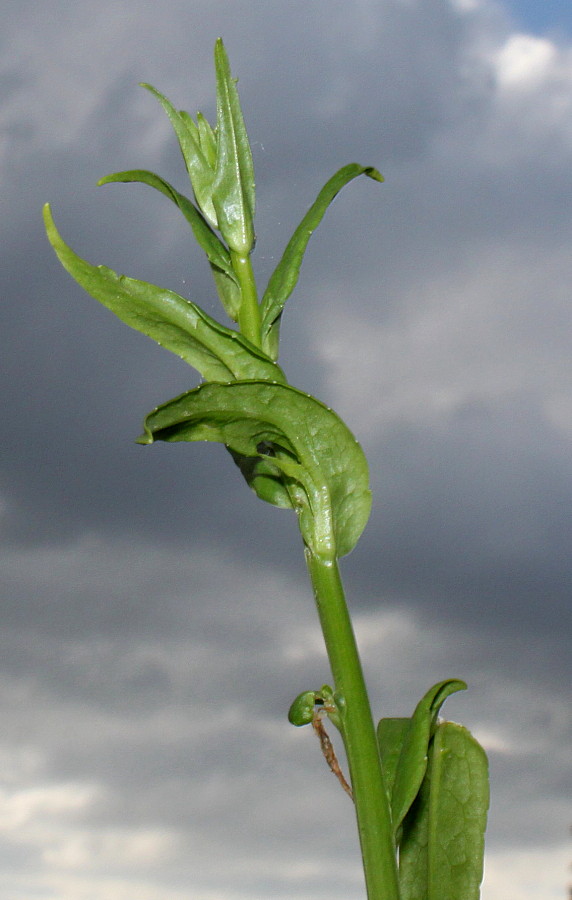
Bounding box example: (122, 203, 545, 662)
(2, 1, 571, 898)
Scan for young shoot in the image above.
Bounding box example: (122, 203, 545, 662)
(44, 38, 489, 900)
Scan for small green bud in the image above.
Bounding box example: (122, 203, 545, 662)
(288, 690, 316, 726)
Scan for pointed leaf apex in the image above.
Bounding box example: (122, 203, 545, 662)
(364, 166, 384, 183)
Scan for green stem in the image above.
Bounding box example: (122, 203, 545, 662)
(231, 249, 262, 347)
(305, 549, 400, 900)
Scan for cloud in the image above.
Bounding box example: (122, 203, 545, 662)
(0, 537, 570, 899)
(0, 542, 571, 900)
(484, 846, 570, 900)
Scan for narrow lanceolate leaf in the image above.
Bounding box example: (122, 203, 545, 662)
(211, 38, 255, 255)
(97, 169, 241, 321)
(260, 164, 384, 360)
(387, 679, 467, 836)
(138, 381, 371, 559)
(141, 83, 218, 228)
(43, 205, 284, 384)
(399, 722, 489, 900)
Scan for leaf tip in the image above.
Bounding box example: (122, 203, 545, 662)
(139, 82, 160, 101)
(365, 166, 384, 183)
(42, 202, 56, 237)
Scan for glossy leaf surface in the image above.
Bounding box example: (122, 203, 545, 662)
(43, 205, 283, 384)
(138, 381, 371, 559)
(399, 722, 489, 900)
(97, 169, 241, 321)
(260, 164, 384, 359)
(211, 38, 255, 254)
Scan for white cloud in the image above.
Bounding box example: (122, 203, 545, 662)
(483, 845, 570, 900)
(484, 31, 572, 160)
(495, 34, 558, 89)
(0, 781, 99, 833)
(42, 826, 181, 870)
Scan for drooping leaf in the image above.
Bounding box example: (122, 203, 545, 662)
(97, 169, 241, 321)
(43, 204, 284, 384)
(260, 163, 384, 360)
(97, 169, 230, 272)
(137, 381, 371, 559)
(211, 38, 255, 255)
(387, 679, 467, 835)
(141, 83, 218, 228)
(399, 722, 489, 900)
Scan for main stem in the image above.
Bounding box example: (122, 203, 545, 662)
(231, 249, 262, 348)
(305, 550, 400, 900)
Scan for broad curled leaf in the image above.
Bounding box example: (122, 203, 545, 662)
(138, 381, 371, 559)
(43, 204, 284, 384)
(399, 722, 489, 900)
(377, 679, 466, 835)
(260, 163, 384, 360)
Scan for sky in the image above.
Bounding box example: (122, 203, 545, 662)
(1, 1, 571, 898)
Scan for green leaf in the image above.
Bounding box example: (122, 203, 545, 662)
(226, 448, 293, 509)
(197, 111, 218, 169)
(43, 204, 284, 384)
(399, 722, 489, 900)
(138, 381, 371, 559)
(210, 265, 243, 324)
(177, 109, 199, 140)
(377, 681, 467, 835)
(260, 163, 384, 360)
(97, 169, 242, 321)
(387, 679, 467, 836)
(377, 717, 410, 800)
(141, 83, 218, 228)
(211, 38, 255, 255)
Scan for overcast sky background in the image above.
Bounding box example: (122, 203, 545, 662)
(2, 1, 571, 898)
